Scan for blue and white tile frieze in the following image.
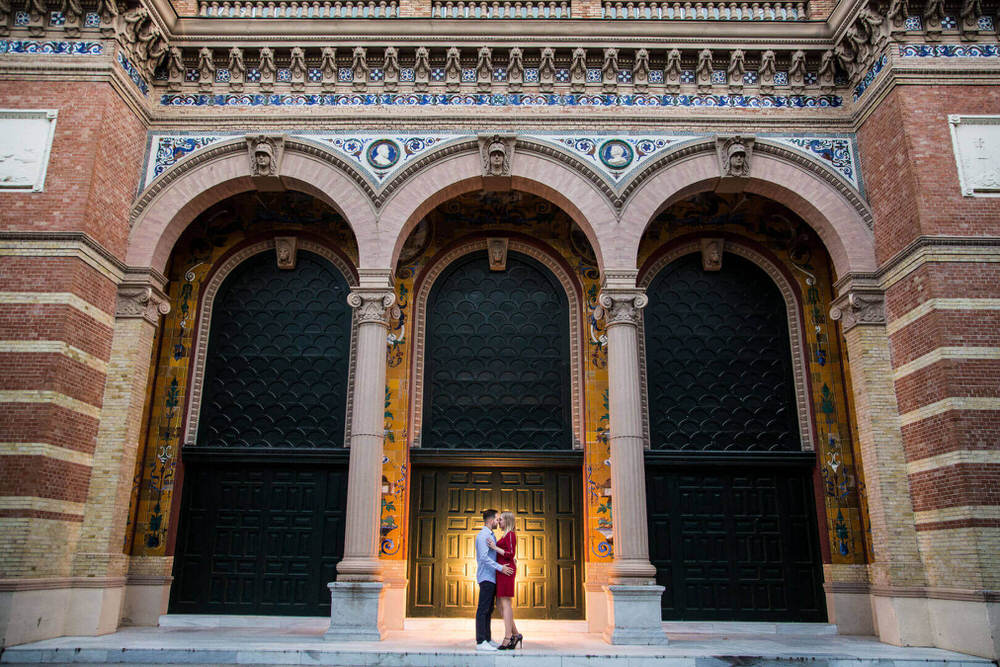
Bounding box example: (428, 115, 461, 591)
(141, 131, 863, 198)
(0, 39, 103, 55)
(899, 43, 1000, 57)
(159, 92, 843, 108)
(853, 53, 887, 101)
(116, 50, 149, 96)
(770, 135, 862, 193)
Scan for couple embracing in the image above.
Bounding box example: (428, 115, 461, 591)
(475, 508, 522, 651)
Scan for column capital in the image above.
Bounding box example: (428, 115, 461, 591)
(598, 290, 648, 327)
(347, 290, 396, 325)
(830, 282, 885, 332)
(116, 278, 170, 326)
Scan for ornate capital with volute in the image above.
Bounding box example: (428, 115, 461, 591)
(116, 285, 170, 326)
(830, 289, 886, 332)
(598, 291, 649, 327)
(347, 290, 396, 325)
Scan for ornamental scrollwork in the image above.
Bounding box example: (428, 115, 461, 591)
(829, 290, 886, 331)
(348, 290, 396, 325)
(116, 285, 171, 325)
(597, 292, 649, 326)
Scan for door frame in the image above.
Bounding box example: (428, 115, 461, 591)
(406, 450, 585, 619)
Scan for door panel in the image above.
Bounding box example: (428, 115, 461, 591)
(646, 462, 825, 622)
(408, 467, 583, 619)
(170, 460, 347, 616)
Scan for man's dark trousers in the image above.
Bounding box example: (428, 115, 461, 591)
(475, 581, 496, 644)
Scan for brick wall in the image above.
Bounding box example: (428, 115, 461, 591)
(0, 81, 147, 579)
(858, 84, 1000, 591)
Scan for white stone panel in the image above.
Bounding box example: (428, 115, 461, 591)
(0, 109, 58, 192)
(949, 115, 1000, 197)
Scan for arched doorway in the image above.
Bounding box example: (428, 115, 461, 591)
(143, 191, 361, 617)
(643, 250, 825, 621)
(397, 193, 589, 621)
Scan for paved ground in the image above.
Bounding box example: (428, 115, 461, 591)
(1, 617, 992, 666)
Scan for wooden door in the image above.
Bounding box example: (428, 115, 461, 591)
(407, 467, 583, 619)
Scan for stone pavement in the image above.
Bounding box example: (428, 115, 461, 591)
(1, 617, 992, 666)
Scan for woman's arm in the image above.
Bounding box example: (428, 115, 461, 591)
(486, 537, 506, 556)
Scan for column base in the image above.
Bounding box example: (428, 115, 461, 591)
(324, 581, 386, 642)
(602, 584, 668, 645)
(871, 590, 932, 647)
(926, 597, 999, 660)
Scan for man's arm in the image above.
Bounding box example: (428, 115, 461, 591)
(476, 532, 504, 571)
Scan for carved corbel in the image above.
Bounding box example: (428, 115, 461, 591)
(664, 48, 682, 94)
(696, 48, 713, 93)
(830, 289, 886, 332)
(633, 48, 650, 93)
(275, 236, 297, 270)
(539, 47, 557, 93)
(166, 46, 184, 92)
(116, 284, 171, 326)
(507, 47, 524, 92)
(924, 0, 947, 41)
(478, 133, 516, 190)
(228, 46, 245, 93)
(444, 46, 461, 92)
(788, 50, 807, 95)
(701, 238, 725, 271)
(246, 134, 286, 190)
(602, 48, 620, 94)
(289, 46, 307, 92)
(258, 47, 276, 92)
(716, 135, 754, 187)
(727, 49, 746, 93)
(476, 46, 493, 92)
(383, 47, 400, 92)
(351, 46, 369, 93)
(759, 49, 777, 94)
(320, 47, 338, 92)
(197, 47, 216, 93)
(487, 238, 508, 271)
(414, 47, 430, 92)
(818, 50, 837, 93)
(570, 47, 587, 93)
(959, 0, 983, 39)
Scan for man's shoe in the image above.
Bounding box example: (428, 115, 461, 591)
(489, 640, 499, 647)
(476, 641, 498, 652)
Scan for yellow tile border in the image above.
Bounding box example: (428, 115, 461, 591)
(887, 298, 1000, 336)
(0, 292, 115, 329)
(0, 390, 102, 420)
(907, 449, 1000, 476)
(0, 496, 86, 516)
(0, 340, 108, 374)
(893, 346, 1000, 381)
(0, 442, 94, 467)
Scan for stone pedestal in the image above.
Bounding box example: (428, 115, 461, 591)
(324, 582, 386, 642)
(603, 585, 669, 645)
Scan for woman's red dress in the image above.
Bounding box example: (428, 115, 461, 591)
(495, 531, 517, 598)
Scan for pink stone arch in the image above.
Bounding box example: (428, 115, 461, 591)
(127, 138, 376, 273)
(376, 146, 616, 273)
(615, 139, 878, 277)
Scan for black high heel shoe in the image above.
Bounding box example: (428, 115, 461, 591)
(512, 634, 523, 649)
(497, 637, 514, 650)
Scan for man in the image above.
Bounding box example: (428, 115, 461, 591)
(475, 508, 513, 651)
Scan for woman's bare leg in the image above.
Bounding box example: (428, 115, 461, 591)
(499, 597, 513, 641)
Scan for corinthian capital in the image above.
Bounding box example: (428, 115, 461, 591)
(598, 291, 649, 326)
(830, 289, 886, 332)
(347, 290, 396, 325)
(116, 285, 170, 326)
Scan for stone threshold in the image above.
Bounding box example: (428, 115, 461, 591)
(1, 618, 990, 667)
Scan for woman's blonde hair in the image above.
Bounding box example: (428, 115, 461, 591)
(500, 510, 516, 534)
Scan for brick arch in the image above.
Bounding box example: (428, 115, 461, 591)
(127, 137, 375, 273)
(615, 140, 877, 276)
(376, 148, 614, 273)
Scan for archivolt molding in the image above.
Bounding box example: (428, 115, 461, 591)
(182, 239, 359, 450)
(618, 137, 874, 230)
(638, 240, 815, 453)
(129, 136, 375, 228)
(408, 238, 585, 451)
(374, 138, 479, 208)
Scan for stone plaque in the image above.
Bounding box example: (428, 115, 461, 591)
(0, 110, 58, 192)
(949, 115, 1000, 197)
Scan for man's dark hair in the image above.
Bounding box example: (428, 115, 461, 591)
(482, 509, 498, 523)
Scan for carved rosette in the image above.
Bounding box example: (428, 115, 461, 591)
(347, 291, 396, 326)
(116, 286, 170, 325)
(598, 292, 649, 327)
(829, 290, 886, 332)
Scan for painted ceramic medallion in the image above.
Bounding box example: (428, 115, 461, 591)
(598, 139, 634, 169)
(366, 139, 401, 169)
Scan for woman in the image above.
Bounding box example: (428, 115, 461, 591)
(488, 510, 522, 650)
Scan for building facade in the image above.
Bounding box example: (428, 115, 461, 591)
(0, 0, 998, 658)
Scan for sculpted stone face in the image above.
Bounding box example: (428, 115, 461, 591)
(489, 148, 505, 174)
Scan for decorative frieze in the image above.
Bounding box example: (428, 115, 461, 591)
(602, 0, 806, 20)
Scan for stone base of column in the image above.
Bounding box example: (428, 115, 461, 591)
(602, 584, 668, 645)
(871, 590, 932, 647)
(324, 581, 386, 642)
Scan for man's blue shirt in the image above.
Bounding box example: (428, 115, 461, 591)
(476, 525, 503, 584)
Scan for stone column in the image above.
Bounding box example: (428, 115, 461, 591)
(70, 275, 169, 636)
(325, 282, 395, 642)
(597, 284, 667, 645)
(831, 279, 931, 647)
